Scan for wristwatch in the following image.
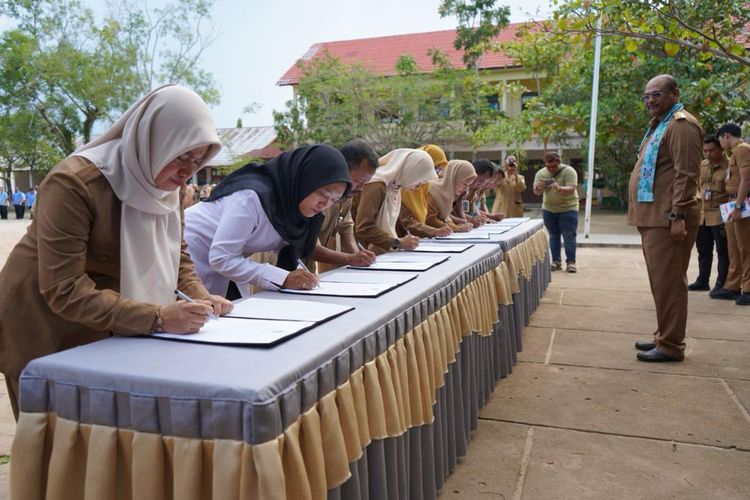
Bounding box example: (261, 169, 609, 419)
(668, 212, 684, 221)
(391, 238, 401, 249)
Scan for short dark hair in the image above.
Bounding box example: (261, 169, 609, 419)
(472, 159, 498, 176)
(717, 123, 742, 139)
(339, 139, 379, 170)
(543, 152, 561, 162)
(703, 134, 721, 148)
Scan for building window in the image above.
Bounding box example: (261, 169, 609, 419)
(485, 94, 499, 111)
(521, 92, 539, 111)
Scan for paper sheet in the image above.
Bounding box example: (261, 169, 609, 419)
(435, 232, 490, 240)
(409, 242, 473, 253)
(227, 297, 352, 321)
(375, 253, 449, 263)
(321, 270, 418, 285)
(348, 259, 445, 271)
(152, 317, 317, 345)
(279, 280, 401, 297)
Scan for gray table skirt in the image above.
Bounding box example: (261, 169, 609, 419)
(328, 256, 550, 500)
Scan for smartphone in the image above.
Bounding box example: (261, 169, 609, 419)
(542, 178, 555, 186)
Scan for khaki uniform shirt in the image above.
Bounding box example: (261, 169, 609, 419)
(726, 140, 750, 196)
(318, 197, 354, 250)
(492, 173, 526, 216)
(697, 158, 729, 226)
(355, 182, 394, 254)
(627, 109, 703, 227)
(0, 157, 209, 379)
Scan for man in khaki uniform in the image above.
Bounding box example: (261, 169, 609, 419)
(688, 135, 730, 293)
(712, 123, 750, 305)
(628, 75, 703, 362)
(315, 139, 379, 272)
(492, 155, 526, 216)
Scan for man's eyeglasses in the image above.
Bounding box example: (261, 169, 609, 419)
(641, 91, 665, 103)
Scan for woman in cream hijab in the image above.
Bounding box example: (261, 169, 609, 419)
(0, 84, 232, 419)
(425, 160, 477, 232)
(355, 148, 437, 253)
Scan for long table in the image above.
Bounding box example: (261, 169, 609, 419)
(11, 220, 549, 500)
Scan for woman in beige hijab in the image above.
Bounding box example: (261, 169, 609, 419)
(425, 160, 476, 232)
(0, 85, 232, 419)
(355, 148, 437, 253)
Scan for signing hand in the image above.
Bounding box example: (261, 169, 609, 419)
(206, 294, 234, 316)
(434, 225, 453, 237)
(399, 235, 420, 250)
(159, 301, 213, 334)
(283, 269, 320, 290)
(348, 249, 377, 266)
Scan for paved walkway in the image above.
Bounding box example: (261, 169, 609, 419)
(2, 215, 749, 499)
(442, 246, 750, 499)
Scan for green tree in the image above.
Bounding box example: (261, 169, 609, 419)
(438, 0, 510, 68)
(554, 0, 750, 68)
(273, 52, 505, 153)
(0, 0, 219, 160)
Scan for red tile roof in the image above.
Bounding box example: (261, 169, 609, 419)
(277, 24, 527, 86)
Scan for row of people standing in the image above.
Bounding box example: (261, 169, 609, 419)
(0, 186, 36, 220)
(690, 123, 750, 306)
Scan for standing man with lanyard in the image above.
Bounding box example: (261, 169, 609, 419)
(688, 135, 730, 293)
(629, 75, 703, 362)
(712, 123, 750, 305)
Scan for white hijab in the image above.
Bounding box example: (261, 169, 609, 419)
(72, 85, 221, 306)
(368, 148, 437, 237)
(428, 160, 477, 218)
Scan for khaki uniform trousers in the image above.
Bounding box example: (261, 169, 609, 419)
(724, 216, 750, 292)
(638, 223, 698, 359)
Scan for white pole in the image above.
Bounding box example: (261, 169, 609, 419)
(584, 17, 602, 238)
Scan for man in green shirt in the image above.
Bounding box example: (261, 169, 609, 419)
(533, 152, 579, 272)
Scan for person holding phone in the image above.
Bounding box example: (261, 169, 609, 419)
(534, 152, 579, 273)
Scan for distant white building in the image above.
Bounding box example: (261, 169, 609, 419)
(196, 126, 281, 185)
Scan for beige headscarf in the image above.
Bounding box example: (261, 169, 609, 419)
(368, 148, 437, 237)
(73, 85, 221, 306)
(428, 160, 477, 218)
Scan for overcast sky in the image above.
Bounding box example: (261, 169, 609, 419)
(205, 0, 552, 128)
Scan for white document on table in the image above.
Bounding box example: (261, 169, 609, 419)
(435, 232, 490, 240)
(348, 258, 447, 271)
(498, 217, 530, 224)
(227, 297, 352, 322)
(321, 270, 419, 285)
(409, 242, 473, 253)
(152, 317, 317, 345)
(375, 253, 448, 263)
(278, 280, 400, 297)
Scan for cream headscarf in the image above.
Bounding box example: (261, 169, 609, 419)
(428, 160, 477, 218)
(368, 148, 437, 237)
(72, 85, 221, 306)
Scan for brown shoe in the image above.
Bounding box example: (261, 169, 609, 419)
(566, 262, 577, 273)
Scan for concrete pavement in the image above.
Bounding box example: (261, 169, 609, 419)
(441, 246, 750, 499)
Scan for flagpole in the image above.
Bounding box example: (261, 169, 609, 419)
(584, 16, 602, 238)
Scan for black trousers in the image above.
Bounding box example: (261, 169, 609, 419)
(0, 206, 7, 219)
(695, 223, 729, 286)
(13, 204, 25, 219)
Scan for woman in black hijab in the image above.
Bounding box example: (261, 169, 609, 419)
(184, 145, 352, 298)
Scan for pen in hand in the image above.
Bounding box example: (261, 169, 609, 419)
(296, 258, 320, 288)
(174, 289, 218, 320)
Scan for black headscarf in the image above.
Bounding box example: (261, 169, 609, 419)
(207, 145, 352, 270)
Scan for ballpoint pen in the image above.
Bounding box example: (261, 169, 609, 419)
(174, 289, 218, 320)
(296, 258, 320, 288)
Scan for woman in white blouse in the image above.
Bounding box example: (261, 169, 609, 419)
(184, 145, 353, 298)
